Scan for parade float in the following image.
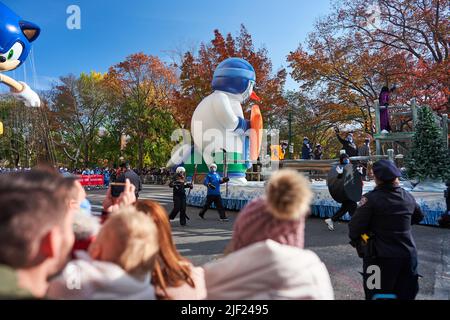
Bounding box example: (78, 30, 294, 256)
(178, 58, 449, 226)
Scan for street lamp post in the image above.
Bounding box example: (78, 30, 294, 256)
(288, 110, 292, 159)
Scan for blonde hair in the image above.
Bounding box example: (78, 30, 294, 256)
(102, 205, 159, 276)
(265, 169, 313, 220)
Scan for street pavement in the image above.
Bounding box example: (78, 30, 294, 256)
(87, 184, 450, 300)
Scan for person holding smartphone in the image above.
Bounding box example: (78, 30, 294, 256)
(101, 178, 137, 222)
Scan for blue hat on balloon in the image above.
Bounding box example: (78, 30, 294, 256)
(212, 58, 256, 95)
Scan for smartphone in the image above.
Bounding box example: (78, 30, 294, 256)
(110, 182, 126, 198)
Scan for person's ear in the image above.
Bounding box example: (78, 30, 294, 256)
(68, 199, 78, 211)
(40, 228, 59, 258)
(88, 242, 101, 260)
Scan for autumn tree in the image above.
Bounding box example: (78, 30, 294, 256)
(288, 0, 449, 149)
(49, 72, 109, 167)
(333, 0, 449, 111)
(0, 95, 57, 167)
(172, 25, 287, 130)
(276, 91, 353, 159)
(288, 27, 409, 137)
(106, 53, 178, 171)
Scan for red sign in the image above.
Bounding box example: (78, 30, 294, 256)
(78, 175, 104, 186)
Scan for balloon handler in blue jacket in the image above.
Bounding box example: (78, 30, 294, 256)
(198, 163, 230, 222)
(169, 167, 193, 226)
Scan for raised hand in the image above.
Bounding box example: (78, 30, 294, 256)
(103, 179, 136, 213)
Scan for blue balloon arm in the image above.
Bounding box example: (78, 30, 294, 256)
(234, 117, 250, 135)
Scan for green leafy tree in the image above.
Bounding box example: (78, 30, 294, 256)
(406, 106, 450, 181)
(49, 72, 109, 167)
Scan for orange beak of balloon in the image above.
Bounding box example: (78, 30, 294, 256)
(250, 91, 261, 102)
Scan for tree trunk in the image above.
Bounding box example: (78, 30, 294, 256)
(84, 143, 89, 166)
(138, 136, 144, 173)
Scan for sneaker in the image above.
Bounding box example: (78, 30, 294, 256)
(199, 213, 205, 220)
(325, 218, 334, 231)
(381, 129, 389, 134)
(219, 218, 229, 222)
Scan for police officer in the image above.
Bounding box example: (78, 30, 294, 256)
(349, 160, 424, 300)
(169, 167, 193, 226)
(198, 163, 230, 221)
(119, 162, 142, 199)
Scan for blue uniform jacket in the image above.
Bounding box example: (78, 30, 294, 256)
(203, 172, 224, 196)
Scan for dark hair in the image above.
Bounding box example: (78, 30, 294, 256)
(120, 162, 131, 169)
(0, 171, 71, 268)
(339, 153, 349, 164)
(381, 86, 389, 93)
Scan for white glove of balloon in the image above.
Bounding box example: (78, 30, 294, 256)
(12, 81, 41, 108)
(336, 166, 344, 174)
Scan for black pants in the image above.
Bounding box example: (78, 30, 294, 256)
(169, 195, 187, 225)
(362, 256, 419, 300)
(331, 200, 357, 222)
(199, 195, 227, 219)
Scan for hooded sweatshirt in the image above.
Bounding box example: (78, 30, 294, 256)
(204, 240, 334, 300)
(46, 251, 155, 300)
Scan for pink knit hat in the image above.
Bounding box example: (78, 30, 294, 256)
(232, 197, 306, 251)
(231, 170, 313, 251)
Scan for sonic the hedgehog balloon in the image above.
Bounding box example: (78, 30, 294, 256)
(0, 1, 41, 107)
(187, 57, 263, 184)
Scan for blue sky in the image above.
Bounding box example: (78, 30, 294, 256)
(1, 0, 332, 91)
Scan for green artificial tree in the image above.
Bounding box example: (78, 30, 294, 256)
(406, 106, 450, 182)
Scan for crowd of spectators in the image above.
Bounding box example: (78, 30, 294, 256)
(0, 166, 334, 300)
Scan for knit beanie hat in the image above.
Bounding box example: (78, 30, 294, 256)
(231, 169, 313, 251)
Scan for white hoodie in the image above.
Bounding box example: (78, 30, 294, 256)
(204, 240, 334, 300)
(47, 251, 155, 300)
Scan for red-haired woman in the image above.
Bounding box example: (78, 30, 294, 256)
(135, 200, 206, 300)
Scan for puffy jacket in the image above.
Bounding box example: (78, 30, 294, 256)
(47, 251, 156, 300)
(204, 240, 334, 300)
